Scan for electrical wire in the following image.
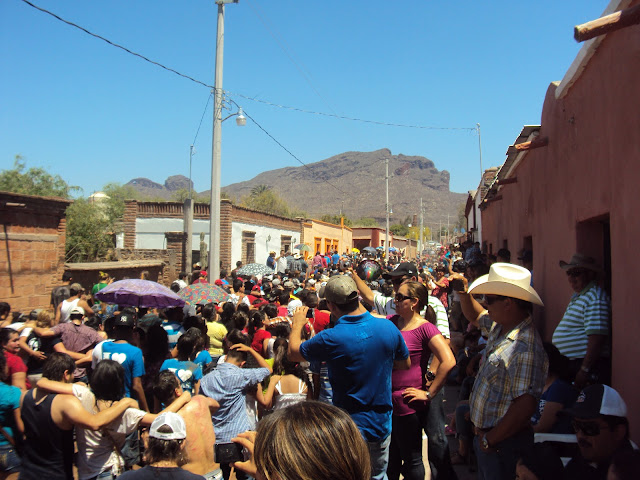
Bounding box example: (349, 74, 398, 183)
(192, 92, 212, 146)
(17, 0, 476, 133)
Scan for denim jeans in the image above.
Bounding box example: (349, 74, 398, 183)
(387, 389, 458, 480)
(473, 428, 533, 480)
(0, 443, 21, 474)
(367, 433, 391, 480)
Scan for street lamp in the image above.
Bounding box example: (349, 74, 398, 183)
(209, 0, 240, 282)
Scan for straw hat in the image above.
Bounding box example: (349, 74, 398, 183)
(558, 253, 601, 273)
(468, 262, 543, 306)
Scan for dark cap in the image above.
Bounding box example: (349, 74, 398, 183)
(382, 262, 418, 280)
(563, 384, 627, 419)
(115, 313, 135, 328)
(324, 275, 358, 305)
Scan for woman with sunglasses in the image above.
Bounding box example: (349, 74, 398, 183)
(387, 281, 457, 480)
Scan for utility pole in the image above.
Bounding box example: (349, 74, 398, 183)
(385, 158, 390, 262)
(419, 198, 424, 258)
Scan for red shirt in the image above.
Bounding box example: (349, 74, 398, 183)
(312, 310, 331, 333)
(4, 351, 30, 389)
(251, 329, 272, 355)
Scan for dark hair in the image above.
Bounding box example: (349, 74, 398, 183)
(262, 303, 278, 319)
(226, 347, 248, 363)
(543, 342, 570, 381)
(170, 282, 181, 293)
(232, 312, 249, 331)
(272, 339, 312, 391)
(144, 324, 169, 363)
(69, 285, 81, 296)
(248, 310, 265, 338)
(0, 303, 9, 318)
(84, 316, 102, 331)
(146, 431, 185, 465)
(90, 360, 125, 401)
(176, 328, 200, 361)
(233, 278, 244, 292)
(182, 315, 204, 334)
(153, 370, 180, 405)
(236, 303, 250, 316)
(62, 272, 73, 282)
(332, 298, 359, 314)
(278, 292, 290, 306)
(42, 352, 76, 381)
(201, 304, 216, 322)
(103, 316, 117, 339)
(497, 248, 511, 262)
(0, 328, 17, 347)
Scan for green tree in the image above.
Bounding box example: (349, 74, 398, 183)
(65, 198, 114, 262)
(250, 184, 272, 196)
(353, 217, 380, 227)
(390, 223, 409, 236)
(320, 214, 352, 227)
(241, 188, 292, 217)
(0, 155, 79, 198)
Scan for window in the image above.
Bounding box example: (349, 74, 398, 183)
(281, 235, 291, 253)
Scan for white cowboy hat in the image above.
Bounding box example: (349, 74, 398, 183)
(468, 262, 543, 306)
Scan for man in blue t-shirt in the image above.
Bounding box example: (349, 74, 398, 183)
(98, 313, 149, 411)
(289, 275, 410, 480)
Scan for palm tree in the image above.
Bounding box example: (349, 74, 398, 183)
(250, 184, 272, 197)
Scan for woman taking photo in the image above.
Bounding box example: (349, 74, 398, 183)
(387, 281, 457, 480)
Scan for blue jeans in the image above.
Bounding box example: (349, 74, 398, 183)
(473, 428, 533, 480)
(367, 433, 391, 480)
(0, 443, 21, 474)
(388, 389, 458, 480)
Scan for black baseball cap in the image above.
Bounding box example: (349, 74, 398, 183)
(382, 262, 418, 280)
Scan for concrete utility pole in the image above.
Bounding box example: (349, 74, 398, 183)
(477, 123, 483, 178)
(209, 0, 238, 282)
(419, 197, 424, 257)
(385, 158, 390, 262)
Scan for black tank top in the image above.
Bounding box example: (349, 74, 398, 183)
(20, 390, 74, 480)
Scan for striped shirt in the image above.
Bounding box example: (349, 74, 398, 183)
(201, 362, 270, 443)
(373, 292, 450, 339)
(552, 282, 610, 359)
(470, 314, 547, 429)
(162, 320, 185, 350)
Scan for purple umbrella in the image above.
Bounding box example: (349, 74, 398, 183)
(95, 279, 185, 308)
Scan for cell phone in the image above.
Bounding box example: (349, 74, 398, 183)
(215, 442, 244, 464)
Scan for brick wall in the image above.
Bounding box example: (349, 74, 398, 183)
(0, 192, 72, 313)
(123, 200, 138, 249)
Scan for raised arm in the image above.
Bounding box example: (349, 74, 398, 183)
(256, 376, 280, 409)
(349, 268, 375, 307)
(140, 391, 192, 427)
(230, 343, 272, 373)
(288, 306, 309, 363)
(450, 273, 484, 328)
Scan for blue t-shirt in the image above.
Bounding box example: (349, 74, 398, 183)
(532, 378, 577, 433)
(300, 310, 409, 442)
(0, 382, 21, 446)
(160, 359, 203, 394)
(194, 350, 212, 370)
(331, 253, 340, 265)
(100, 342, 145, 397)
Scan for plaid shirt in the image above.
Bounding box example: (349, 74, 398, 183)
(470, 313, 547, 429)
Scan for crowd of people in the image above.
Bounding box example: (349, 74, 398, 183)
(0, 241, 636, 480)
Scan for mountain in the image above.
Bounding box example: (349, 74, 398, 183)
(125, 149, 466, 225)
(126, 175, 193, 199)
(220, 149, 466, 224)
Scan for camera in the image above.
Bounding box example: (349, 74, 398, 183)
(452, 260, 468, 274)
(215, 442, 245, 464)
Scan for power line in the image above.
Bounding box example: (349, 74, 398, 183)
(229, 99, 347, 198)
(18, 0, 476, 133)
(192, 92, 212, 146)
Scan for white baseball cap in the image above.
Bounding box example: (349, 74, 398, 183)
(149, 412, 187, 440)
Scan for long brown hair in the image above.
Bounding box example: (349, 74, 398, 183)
(401, 281, 430, 313)
(254, 401, 370, 480)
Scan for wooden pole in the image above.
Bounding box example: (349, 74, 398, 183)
(574, 4, 640, 42)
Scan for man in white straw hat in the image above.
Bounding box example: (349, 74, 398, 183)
(552, 252, 611, 389)
(453, 262, 548, 480)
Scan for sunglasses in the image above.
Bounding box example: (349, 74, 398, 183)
(567, 269, 586, 277)
(394, 293, 413, 302)
(572, 419, 609, 436)
(482, 294, 507, 305)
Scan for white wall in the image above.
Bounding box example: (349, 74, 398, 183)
(135, 218, 210, 249)
(231, 221, 299, 267)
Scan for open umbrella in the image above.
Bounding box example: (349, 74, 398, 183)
(363, 246, 377, 254)
(294, 243, 312, 252)
(178, 283, 231, 305)
(236, 263, 275, 277)
(351, 248, 360, 254)
(95, 279, 185, 309)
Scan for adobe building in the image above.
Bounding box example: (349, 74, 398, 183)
(479, 0, 640, 440)
(302, 218, 353, 257)
(0, 191, 72, 312)
(352, 227, 394, 251)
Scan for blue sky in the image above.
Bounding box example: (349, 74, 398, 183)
(1, 0, 606, 200)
